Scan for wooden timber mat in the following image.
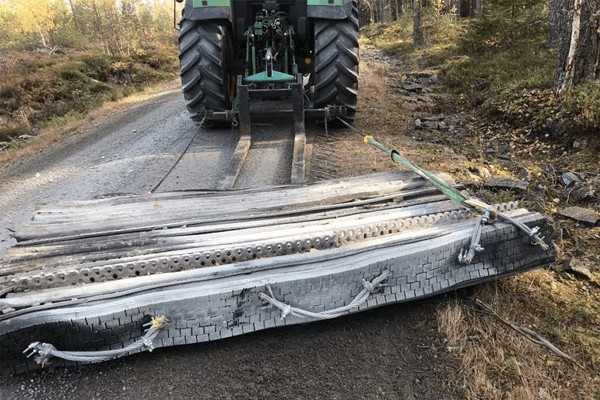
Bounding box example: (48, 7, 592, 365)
(0, 171, 555, 375)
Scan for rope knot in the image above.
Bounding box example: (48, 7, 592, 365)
(151, 315, 167, 328)
(362, 279, 378, 293)
(281, 304, 292, 319)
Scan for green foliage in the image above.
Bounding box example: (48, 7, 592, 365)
(41, 109, 87, 130)
(0, 4, 15, 47)
(361, 6, 464, 61)
(442, 42, 556, 95)
(459, 0, 547, 54)
(484, 189, 516, 204)
(0, 0, 179, 53)
(78, 49, 178, 85)
(563, 327, 600, 364)
(9, 0, 55, 47)
(560, 80, 600, 133)
(455, 0, 551, 89)
(50, 0, 84, 48)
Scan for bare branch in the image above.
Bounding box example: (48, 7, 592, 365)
(472, 298, 584, 369)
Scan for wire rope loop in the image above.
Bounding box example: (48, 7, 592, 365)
(259, 270, 391, 321)
(23, 316, 168, 367)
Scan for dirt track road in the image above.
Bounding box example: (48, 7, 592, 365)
(0, 81, 462, 399)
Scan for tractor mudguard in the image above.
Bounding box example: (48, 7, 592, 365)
(182, 0, 354, 22)
(307, 0, 354, 19)
(182, 0, 233, 22)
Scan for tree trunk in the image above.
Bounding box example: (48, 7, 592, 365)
(413, 5, 421, 46)
(557, 0, 583, 96)
(547, 0, 562, 46)
(368, 0, 375, 23)
(555, 0, 600, 95)
(67, 0, 81, 34)
(447, 0, 458, 19)
(34, 21, 49, 50)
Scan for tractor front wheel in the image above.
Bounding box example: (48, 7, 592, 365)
(178, 20, 235, 125)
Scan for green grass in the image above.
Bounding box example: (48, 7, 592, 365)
(361, 6, 464, 65)
(560, 80, 600, 133)
(442, 44, 556, 95)
(360, 4, 597, 136)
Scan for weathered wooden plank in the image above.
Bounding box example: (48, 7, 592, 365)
(28, 172, 410, 215)
(12, 190, 452, 259)
(24, 171, 451, 223)
(15, 172, 455, 241)
(5, 198, 459, 266)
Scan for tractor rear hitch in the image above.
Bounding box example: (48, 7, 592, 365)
(203, 74, 347, 124)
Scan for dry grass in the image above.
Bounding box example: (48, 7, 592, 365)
(0, 47, 178, 169)
(357, 21, 600, 399)
(336, 57, 473, 182)
(437, 271, 600, 400)
(0, 79, 181, 170)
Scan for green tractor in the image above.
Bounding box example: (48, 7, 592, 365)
(176, 0, 359, 126)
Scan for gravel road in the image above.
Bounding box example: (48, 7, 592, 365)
(0, 84, 463, 399)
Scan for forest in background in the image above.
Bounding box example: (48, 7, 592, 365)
(0, 0, 597, 150)
(0, 0, 178, 53)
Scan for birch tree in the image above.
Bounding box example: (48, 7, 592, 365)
(9, 0, 55, 49)
(555, 0, 600, 95)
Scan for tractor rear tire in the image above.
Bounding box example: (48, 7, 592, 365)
(179, 20, 234, 125)
(313, 4, 359, 124)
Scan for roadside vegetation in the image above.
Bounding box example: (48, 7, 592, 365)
(0, 0, 180, 164)
(361, 2, 600, 399)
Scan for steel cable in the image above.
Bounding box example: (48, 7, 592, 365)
(336, 117, 550, 259)
(258, 270, 391, 320)
(23, 316, 168, 367)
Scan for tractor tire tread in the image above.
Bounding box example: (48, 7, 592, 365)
(313, 1, 359, 124)
(179, 19, 230, 124)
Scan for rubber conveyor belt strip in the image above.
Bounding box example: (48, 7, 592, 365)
(0, 171, 556, 375)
